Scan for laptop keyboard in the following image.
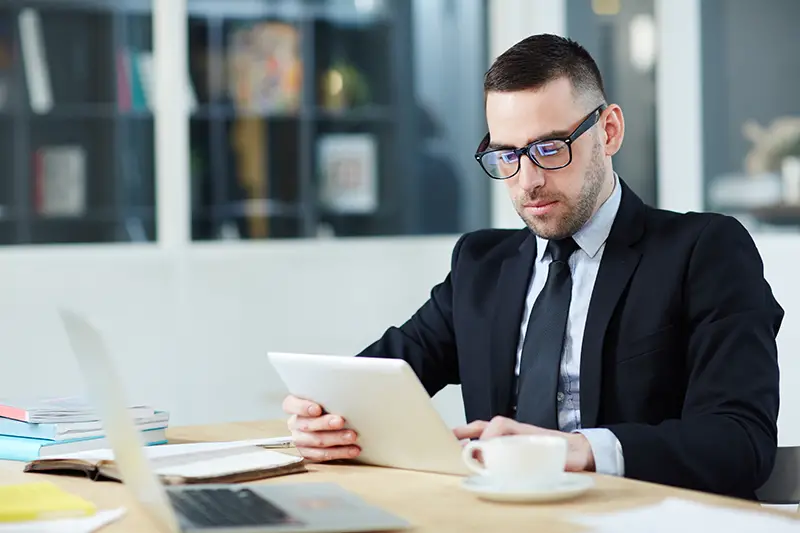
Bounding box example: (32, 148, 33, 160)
(168, 487, 297, 528)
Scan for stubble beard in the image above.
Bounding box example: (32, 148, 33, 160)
(517, 140, 605, 240)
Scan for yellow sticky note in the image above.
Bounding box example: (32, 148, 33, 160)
(0, 482, 96, 523)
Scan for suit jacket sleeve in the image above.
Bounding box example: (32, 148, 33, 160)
(353, 234, 467, 397)
(606, 215, 783, 499)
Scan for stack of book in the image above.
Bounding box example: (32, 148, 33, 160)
(0, 397, 169, 462)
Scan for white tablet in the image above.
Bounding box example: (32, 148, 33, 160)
(268, 352, 469, 476)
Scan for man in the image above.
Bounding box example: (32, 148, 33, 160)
(282, 34, 783, 500)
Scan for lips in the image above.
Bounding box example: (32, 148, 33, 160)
(522, 199, 558, 216)
(523, 200, 557, 208)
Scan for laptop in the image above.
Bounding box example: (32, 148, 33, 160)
(57, 308, 411, 533)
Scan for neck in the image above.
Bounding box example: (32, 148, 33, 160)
(591, 169, 616, 216)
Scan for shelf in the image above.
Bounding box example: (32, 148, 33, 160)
(750, 204, 800, 226)
(314, 105, 393, 122)
(190, 105, 392, 122)
(3, 0, 153, 15)
(30, 207, 155, 222)
(7, 0, 389, 24)
(188, 0, 311, 20)
(202, 199, 305, 218)
(8, 105, 394, 122)
(189, 0, 390, 24)
(19, 105, 138, 119)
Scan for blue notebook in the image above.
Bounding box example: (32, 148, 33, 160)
(0, 428, 167, 462)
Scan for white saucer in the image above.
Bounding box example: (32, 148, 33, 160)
(460, 473, 594, 503)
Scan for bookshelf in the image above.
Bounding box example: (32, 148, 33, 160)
(0, 0, 418, 244)
(188, 0, 417, 240)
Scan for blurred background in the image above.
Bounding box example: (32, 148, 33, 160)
(0, 0, 798, 442)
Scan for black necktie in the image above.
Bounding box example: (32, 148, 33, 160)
(514, 237, 579, 429)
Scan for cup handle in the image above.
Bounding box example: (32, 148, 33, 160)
(461, 441, 487, 475)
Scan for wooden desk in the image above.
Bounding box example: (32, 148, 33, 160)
(0, 420, 796, 532)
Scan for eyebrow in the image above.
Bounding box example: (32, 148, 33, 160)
(486, 129, 572, 151)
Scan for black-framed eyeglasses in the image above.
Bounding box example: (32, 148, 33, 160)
(474, 104, 607, 179)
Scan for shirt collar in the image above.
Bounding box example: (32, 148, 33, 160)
(535, 172, 622, 262)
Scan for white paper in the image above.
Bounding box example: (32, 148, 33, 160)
(0, 508, 126, 533)
(571, 497, 800, 533)
(155, 449, 302, 478)
(53, 436, 294, 462)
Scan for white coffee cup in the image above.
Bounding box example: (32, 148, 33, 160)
(461, 435, 567, 489)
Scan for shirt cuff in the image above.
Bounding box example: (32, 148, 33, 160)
(574, 428, 625, 476)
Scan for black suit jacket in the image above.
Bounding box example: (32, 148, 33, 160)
(356, 179, 784, 500)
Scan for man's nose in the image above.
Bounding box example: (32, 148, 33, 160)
(517, 155, 546, 191)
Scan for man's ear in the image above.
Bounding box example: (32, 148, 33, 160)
(602, 104, 625, 157)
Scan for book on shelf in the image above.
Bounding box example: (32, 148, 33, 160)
(116, 46, 197, 113)
(24, 437, 304, 485)
(227, 21, 302, 113)
(317, 133, 378, 214)
(18, 7, 52, 114)
(0, 15, 13, 111)
(31, 145, 87, 218)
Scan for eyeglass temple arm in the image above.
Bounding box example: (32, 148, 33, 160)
(567, 104, 608, 144)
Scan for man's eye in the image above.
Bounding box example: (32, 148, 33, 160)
(499, 152, 519, 164)
(535, 142, 565, 157)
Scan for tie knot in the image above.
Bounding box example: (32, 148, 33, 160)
(547, 237, 579, 263)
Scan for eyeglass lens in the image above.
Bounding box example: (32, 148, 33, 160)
(480, 140, 570, 177)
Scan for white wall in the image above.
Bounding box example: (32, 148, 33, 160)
(0, 238, 468, 429)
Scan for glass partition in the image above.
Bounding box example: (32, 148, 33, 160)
(0, 0, 156, 245)
(0, 0, 489, 245)
(566, 0, 658, 206)
(701, 0, 800, 232)
(187, 0, 489, 240)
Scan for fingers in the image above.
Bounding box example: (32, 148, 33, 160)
(282, 395, 323, 417)
(453, 420, 489, 440)
(288, 414, 345, 432)
(292, 428, 358, 449)
(293, 428, 361, 463)
(478, 416, 523, 439)
(297, 445, 361, 462)
(281, 394, 359, 463)
(453, 417, 549, 440)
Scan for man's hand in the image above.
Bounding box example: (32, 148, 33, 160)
(453, 416, 596, 472)
(282, 395, 361, 462)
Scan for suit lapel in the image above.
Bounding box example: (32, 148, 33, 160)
(489, 231, 537, 419)
(580, 181, 646, 428)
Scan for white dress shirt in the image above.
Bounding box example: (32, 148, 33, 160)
(514, 174, 625, 476)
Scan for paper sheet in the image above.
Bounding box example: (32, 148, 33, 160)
(570, 497, 800, 533)
(0, 508, 125, 533)
(54, 436, 294, 462)
(154, 448, 301, 478)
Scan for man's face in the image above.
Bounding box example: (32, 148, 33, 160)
(485, 77, 609, 240)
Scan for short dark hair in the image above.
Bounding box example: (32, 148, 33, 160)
(484, 34, 606, 105)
